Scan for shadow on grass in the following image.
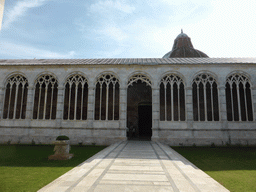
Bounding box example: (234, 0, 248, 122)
(172, 146, 256, 171)
(0, 144, 106, 167)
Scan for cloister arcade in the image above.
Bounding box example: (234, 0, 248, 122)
(2, 72, 253, 128)
(0, 46, 255, 147)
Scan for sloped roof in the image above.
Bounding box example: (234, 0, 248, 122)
(0, 57, 255, 66)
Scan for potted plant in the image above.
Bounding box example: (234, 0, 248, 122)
(48, 135, 73, 160)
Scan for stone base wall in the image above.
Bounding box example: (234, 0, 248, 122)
(1, 120, 256, 146)
(0, 127, 126, 145)
(152, 121, 256, 146)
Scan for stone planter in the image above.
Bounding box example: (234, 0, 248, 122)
(48, 140, 73, 160)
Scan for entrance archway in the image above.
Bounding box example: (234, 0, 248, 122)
(127, 74, 152, 140)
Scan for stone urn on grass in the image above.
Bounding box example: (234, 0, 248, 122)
(48, 135, 74, 160)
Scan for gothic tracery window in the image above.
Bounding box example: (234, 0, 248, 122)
(226, 74, 253, 121)
(3, 75, 28, 119)
(160, 74, 185, 121)
(63, 75, 88, 120)
(127, 74, 151, 87)
(94, 74, 119, 120)
(33, 75, 58, 119)
(192, 74, 219, 121)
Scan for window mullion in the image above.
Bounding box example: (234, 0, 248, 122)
(112, 82, 115, 120)
(43, 84, 48, 120)
(178, 83, 180, 121)
(204, 83, 207, 121)
(250, 84, 254, 120)
(80, 83, 84, 120)
(197, 83, 200, 121)
(13, 83, 19, 119)
(74, 83, 78, 120)
(7, 84, 13, 119)
(106, 83, 109, 120)
(236, 83, 241, 121)
(171, 82, 174, 121)
(229, 83, 234, 121)
(50, 83, 54, 119)
(99, 83, 102, 120)
(243, 83, 248, 121)
(210, 83, 214, 121)
(164, 83, 167, 121)
(19, 84, 25, 119)
(68, 83, 72, 120)
(37, 84, 42, 119)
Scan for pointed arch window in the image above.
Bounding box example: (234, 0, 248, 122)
(160, 74, 185, 121)
(63, 75, 88, 120)
(226, 74, 253, 121)
(33, 75, 58, 120)
(94, 74, 119, 120)
(192, 74, 219, 121)
(127, 74, 152, 87)
(3, 75, 28, 119)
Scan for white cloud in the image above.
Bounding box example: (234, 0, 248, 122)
(98, 25, 128, 42)
(3, 0, 48, 29)
(89, 0, 135, 14)
(0, 41, 76, 59)
(108, 0, 256, 58)
(180, 0, 256, 57)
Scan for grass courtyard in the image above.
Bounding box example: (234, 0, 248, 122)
(0, 144, 106, 192)
(0, 144, 256, 192)
(172, 146, 256, 192)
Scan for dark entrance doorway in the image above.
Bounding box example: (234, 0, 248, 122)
(127, 78, 152, 140)
(138, 104, 152, 140)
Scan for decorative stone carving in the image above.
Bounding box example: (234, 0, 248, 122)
(160, 74, 185, 121)
(3, 75, 28, 119)
(128, 74, 151, 87)
(95, 74, 120, 120)
(48, 140, 73, 160)
(33, 74, 58, 120)
(64, 74, 88, 120)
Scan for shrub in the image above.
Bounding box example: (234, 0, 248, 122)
(56, 135, 69, 141)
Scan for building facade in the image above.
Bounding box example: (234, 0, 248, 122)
(0, 32, 256, 146)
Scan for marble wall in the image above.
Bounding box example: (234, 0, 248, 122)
(0, 62, 256, 145)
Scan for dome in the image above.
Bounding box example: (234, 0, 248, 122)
(163, 30, 209, 58)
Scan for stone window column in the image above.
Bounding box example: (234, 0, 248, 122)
(152, 88, 159, 140)
(185, 87, 193, 122)
(33, 75, 58, 120)
(160, 74, 186, 121)
(63, 75, 88, 120)
(87, 86, 95, 128)
(0, 86, 4, 118)
(225, 74, 253, 121)
(192, 74, 219, 121)
(252, 86, 256, 121)
(26, 86, 34, 119)
(56, 86, 64, 126)
(218, 86, 227, 121)
(119, 87, 127, 137)
(3, 75, 28, 119)
(94, 74, 120, 120)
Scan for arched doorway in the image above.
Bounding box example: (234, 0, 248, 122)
(127, 74, 152, 140)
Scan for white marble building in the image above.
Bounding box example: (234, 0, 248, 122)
(0, 32, 256, 146)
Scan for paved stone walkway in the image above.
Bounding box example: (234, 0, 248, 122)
(38, 141, 229, 192)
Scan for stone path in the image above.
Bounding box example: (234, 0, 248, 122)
(38, 141, 229, 192)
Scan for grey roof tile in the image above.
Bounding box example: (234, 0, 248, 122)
(0, 57, 255, 66)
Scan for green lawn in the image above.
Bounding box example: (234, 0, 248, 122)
(0, 144, 106, 192)
(172, 146, 256, 192)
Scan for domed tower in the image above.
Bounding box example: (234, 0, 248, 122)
(163, 30, 209, 58)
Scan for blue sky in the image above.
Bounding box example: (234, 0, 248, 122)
(0, 0, 255, 59)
